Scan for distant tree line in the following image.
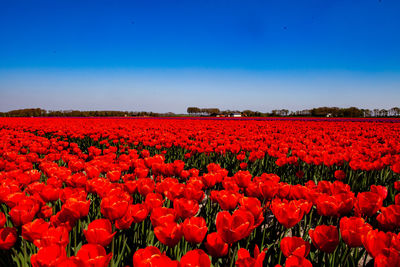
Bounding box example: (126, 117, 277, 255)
(187, 107, 221, 115)
(187, 106, 400, 118)
(0, 108, 177, 117)
(291, 107, 400, 118)
(1, 107, 400, 118)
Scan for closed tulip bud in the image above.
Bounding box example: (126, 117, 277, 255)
(182, 217, 208, 244)
(84, 219, 116, 247)
(0, 227, 17, 250)
(180, 249, 211, 267)
(309, 225, 339, 253)
(76, 244, 112, 267)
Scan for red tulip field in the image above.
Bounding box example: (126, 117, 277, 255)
(1, 117, 400, 267)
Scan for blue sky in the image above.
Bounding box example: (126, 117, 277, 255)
(0, 0, 399, 113)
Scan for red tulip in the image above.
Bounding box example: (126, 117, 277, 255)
(76, 244, 112, 267)
(334, 170, 346, 180)
(235, 246, 266, 267)
(362, 229, 394, 258)
(180, 249, 211, 267)
(370, 185, 388, 200)
(62, 198, 90, 219)
(144, 193, 164, 211)
(9, 198, 40, 226)
(340, 216, 372, 248)
(3, 191, 25, 208)
(183, 184, 204, 202)
(161, 180, 185, 201)
(150, 207, 177, 227)
(233, 170, 252, 188)
(31, 245, 67, 267)
(309, 225, 339, 253)
(116, 203, 149, 230)
(137, 178, 155, 196)
(132, 246, 178, 267)
(39, 185, 61, 202)
(316, 192, 354, 217)
(285, 255, 313, 267)
(270, 199, 305, 229)
(56, 257, 85, 267)
(85, 165, 100, 179)
(174, 197, 199, 219)
(201, 173, 219, 188)
(238, 197, 264, 227)
(204, 232, 229, 257)
(100, 193, 129, 221)
(107, 170, 121, 182)
(22, 218, 50, 242)
(259, 180, 279, 200)
(377, 205, 400, 231)
(395, 181, 400, 191)
(182, 216, 208, 244)
(280, 236, 310, 257)
(355, 192, 383, 217)
(133, 246, 162, 267)
(38, 205, 53, 219)
(239, 162, 248, 170)
(34, 226, 69, 248)
(212, 190, 241, 211)
(216, 210, 254, 244)
(154, 222, 183, 247)
(374, 248, 400, 267)
(0, 212, 6, 228)
(84, 219, 116, 247)
(0, 227, 17, 250)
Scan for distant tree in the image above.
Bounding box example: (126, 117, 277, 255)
(187, 107, 200, 115)
(361, 109, 372, 117)
(271, 110, 279, 116)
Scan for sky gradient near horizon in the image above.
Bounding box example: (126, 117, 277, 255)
(1, 0, 399, 113)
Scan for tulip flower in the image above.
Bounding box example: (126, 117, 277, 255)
(173, 197, 199, 219)
(84, 219, 116, 247)
(31, 245, 67, 267)
(180, 249, 211, 267)
(76, 244, 112, 267)
(182, 216, 208, 244)
(154, 222, 183, 247)
(309, 225, 339, 253)
(280, 236, 311, 258)
(0, 227, 17, 250)
(204, 232, 229, 257)
(340, 216, 372, 248)
(235, 246, 266, 267)
(355, 192, 383, 217)
(100, 193, 129, 221)
(270, 199, 306, 229)
(22, 218, 50, 242)
(133, 246, 178, 267)
(216, 209, 254, 244)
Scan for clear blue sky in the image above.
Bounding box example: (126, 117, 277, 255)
(0, 0, 399, 113)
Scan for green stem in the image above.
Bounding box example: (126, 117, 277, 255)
(111, 224, 116, 267)
(23, 240, 28, 267)
(229, 244, 238, 267)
